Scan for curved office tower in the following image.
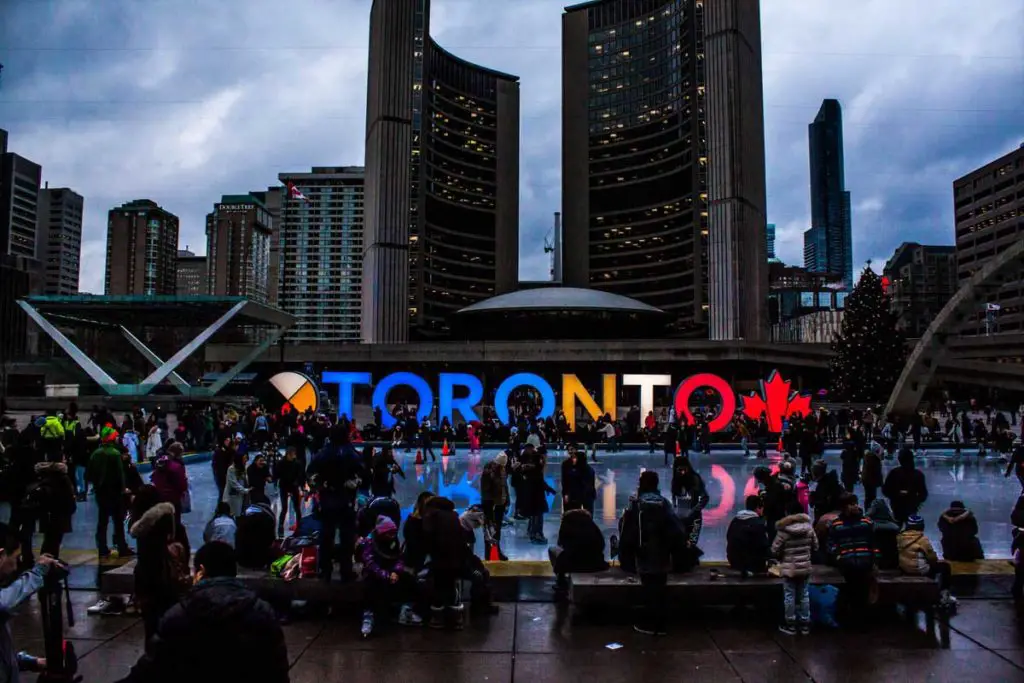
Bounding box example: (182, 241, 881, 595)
(562, 0, 767, 339)
(363, 0, 520, 343)
(563, 0, 707, 331)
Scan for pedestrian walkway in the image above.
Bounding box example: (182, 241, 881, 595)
(8, 589, 1023, 681)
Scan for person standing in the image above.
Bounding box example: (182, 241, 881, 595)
(308, 427, 362, 583)
(861, 443, 884, 506)
(420, 418, 436, 462)
(772, 509, 818, 635)
(827, 493, 877, 628)
(617, 471, 683, 636)
(221, 454, 250, 518)
(273, 447, 304, 537)
(479, 453, 509, 560)
(87, 426, 131, 558)
(882, 448, 928, 527)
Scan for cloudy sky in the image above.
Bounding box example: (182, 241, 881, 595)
(1, 0, 1021, 293)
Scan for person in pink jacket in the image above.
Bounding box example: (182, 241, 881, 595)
(467, 423, 480, 455)
(795, 474, 810, 515)
(151, 442, 189, 522)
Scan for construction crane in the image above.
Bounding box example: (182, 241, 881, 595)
(544, 212, 562, 281)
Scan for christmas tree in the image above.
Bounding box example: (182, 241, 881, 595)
(829, 265, 907, 403)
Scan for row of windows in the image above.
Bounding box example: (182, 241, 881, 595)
(585, 0, 689, 34)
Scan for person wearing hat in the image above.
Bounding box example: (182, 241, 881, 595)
(88, 426, 132, 558)
(937, 500, 984, 562)
(480, 452, 510, 561)
(358, 515, 421, 637)
(898, 514, 956, 610)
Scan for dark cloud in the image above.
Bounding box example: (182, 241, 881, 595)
(0, 0, 1020, 292)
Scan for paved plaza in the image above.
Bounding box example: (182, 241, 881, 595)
(7, 588, 1024, 682)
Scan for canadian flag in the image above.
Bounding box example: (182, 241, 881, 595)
(286, 181, 309, 202)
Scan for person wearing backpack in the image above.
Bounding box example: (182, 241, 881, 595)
(617, 470, 684, 636)
(21, 461, 76, 566)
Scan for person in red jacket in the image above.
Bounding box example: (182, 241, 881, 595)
(150, 442, 188, 525)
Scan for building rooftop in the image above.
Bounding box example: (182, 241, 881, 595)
(457, 286, 664, 314)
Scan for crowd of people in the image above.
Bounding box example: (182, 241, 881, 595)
(0, 396, 1020, 676)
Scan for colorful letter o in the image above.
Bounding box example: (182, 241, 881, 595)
(673, 373, 736, 433)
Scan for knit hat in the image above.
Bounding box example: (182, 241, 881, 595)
(905, 515, 925, 531)
(950, 500, 965, 510)
(374, 515, 397, 537)
(100, 426, 119, 443)
(166, 442, 184, 457)
(495, 453, 508, 467)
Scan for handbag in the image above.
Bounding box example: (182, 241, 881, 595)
(181, 483, 193, 514)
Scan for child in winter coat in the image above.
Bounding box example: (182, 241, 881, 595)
(359, 515, 421, 637)
(898, 515, 956, 609)
(771, 510, 819, 635)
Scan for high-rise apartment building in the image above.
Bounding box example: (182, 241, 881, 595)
(954, 145, 1024, 335)
(766, 223, 776, 261)
(562, 0, 767, 338)
(278, 167, 364, 343)
(362, 0, 520, 342)
(205, 195, 273, 302)
(175, 248, 207, 296)
(37, 186, 83, 295)
(0, 128, 42, 263)
(882, 242, 958, 338)
(803, 99, 853, 289)
(104, 199, 179, 296)
(251, 187, 283, 307)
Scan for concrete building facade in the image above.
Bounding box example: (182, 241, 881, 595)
(954, 145, 1024, 335)
(205, 195, 273, 302)
(36, 186, 83, 295)
(175, 248, 207, 296)
(104, 199, 179, 296)
(562, 0, 766, 339)
(278, 167, 364, 343)
(882, 242, 958, 338)
(0, 129, 42, 264)
(362, 0, 520, 343)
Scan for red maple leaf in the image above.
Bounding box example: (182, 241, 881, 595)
(742, 370, 814, 432)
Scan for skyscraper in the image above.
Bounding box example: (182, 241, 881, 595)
(0, 128, 42, 263)
(362, 0, 520, 342)
(954, 145, 1024, 335)
(104, 199, 179, 296)
(562, 0, 767, 338)
(251, 187, 283, 307)
(205, 194, 273, 302)
(705, 0, 769, 341)
(804, 99, 853, 289)
(37, 186, 84, 295)
(278, 167, 364, 343)
(766, 223, 776, 260)
(175, 248, 207, 296)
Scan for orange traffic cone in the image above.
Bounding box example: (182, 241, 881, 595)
(415, 449, 423, 465)
(442, 440, 450, 456)
(487, 544, 501, 561)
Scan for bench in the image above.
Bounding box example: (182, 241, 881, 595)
(101, 560, 366, 603)
(570, 565, 941, 610)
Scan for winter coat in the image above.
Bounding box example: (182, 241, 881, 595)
(726, 510, 771, 572)
(760, 475, 795, 526)
(401, 514, 427, 570)
(517, 456, 555, 517)
(272, 456, 304, 491)
(129, 502, 191, 616)
(561, 460, 596, 508)
(87, 444, 126, 502)
(115, 577, 288, 683)
(358, 534, 405, 582)
(898, 529, 938, 575)
(422, 496, 468, 571)
(221, 466, 248, 518)
(937, 507, 984, 561)
(670, 467, 709, 520)
(861, 450, 883, 488)
(882, 464, 928, 519)
(0, 563, 49, 683)
(771, 513, 818, 578)
(145, 427, 162, 460)
(480, 461, 509, 507)
(27, 462, 76, 535)
(865, 499, 901, 570)
(151, 457, 188, 509)
(553, 509, 608, 573)
(827, 513, 876, 571)
(618, 491, 683, 575)
(122, 432, 140, 461)
(810, 470, 844, 521)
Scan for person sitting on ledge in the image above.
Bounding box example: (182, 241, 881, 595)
(549, 503, 608, 600)
(898, 515, 957, 611)
(727, 495, 771, 577)
(865, 498, 901, 570)
(937, 500, 984, 562)
(359, 515, 422, 638)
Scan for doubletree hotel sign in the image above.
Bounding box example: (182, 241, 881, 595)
(319, 369, 813, 432)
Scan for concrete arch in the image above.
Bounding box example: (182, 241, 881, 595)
(886, 239, 1024, 416)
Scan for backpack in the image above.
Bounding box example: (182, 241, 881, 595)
(635, 495, 671, 568)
